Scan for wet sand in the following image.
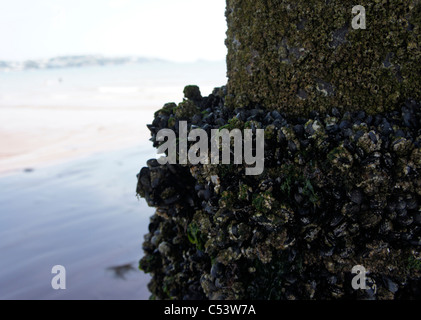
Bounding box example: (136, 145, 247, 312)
(0, 105, 157, 299)
(0, 144, 155, 300)
(0, 105, 154, 176)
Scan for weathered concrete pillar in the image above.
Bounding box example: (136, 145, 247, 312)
(137, 1, 421, 300)
(225, 0, 421, 116)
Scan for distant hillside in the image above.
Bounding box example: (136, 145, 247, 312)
(0, 55, 162, 72)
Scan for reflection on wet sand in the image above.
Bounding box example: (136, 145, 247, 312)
(107, 263, 136, 280)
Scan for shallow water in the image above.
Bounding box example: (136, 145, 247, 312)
(0, 60, 227, 299)
(0, 144, 155, 300)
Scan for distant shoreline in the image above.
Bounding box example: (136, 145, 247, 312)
(0, 55, 225, 72)
(0, 55, 162, 72)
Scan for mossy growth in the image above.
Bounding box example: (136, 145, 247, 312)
(174, 99, 200, 119)
(219, 191, 236, 209)
(162, 276, 177, 300)
(264, 124, 276, 140)
(139, 254, 161, 274)
(155, 102, 177, 117)
(217, 164, 236, 178)
(238, 183, 251, 201)
(279, 164, 300, 196)
(407, 256, 421, 272)
(161, 187, 176, 199)
(167, 116, 176, 128)
(226, 0, 421, 116)
(327, 145, 354, 173)
(183, 85, 202, 101)
(246, 253, 303, 299)
(278, 164, 320, 205)
(219, 117, 244, 131)
(187, 222, 206, 251)
(302, 179, 319, 205)
(252, 191, 276, 213)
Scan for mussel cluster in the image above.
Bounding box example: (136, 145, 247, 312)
(137, 85, 421, 300)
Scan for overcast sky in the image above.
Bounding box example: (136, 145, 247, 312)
(0, 0, 227, 62)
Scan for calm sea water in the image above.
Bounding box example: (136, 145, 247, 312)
(0, 60, 227, 299)
(0, 145, 155, 300)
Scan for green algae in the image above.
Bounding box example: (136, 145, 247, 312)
(252, 191, 276, 213)
(174, 99, 200, 119)
(155, 102, 177, 117)
(226, 0, 421, 116)
(408, 256, 421, 272)
(187, 222, 206, 251)
(183, 85, 202, 101)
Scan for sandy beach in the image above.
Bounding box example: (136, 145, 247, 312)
(0, 105, 154, 176)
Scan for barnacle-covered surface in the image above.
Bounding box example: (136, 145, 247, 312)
(225, 0, 421, 116)
(137, 86, 421, 300)
(136, 0, 421, 301)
